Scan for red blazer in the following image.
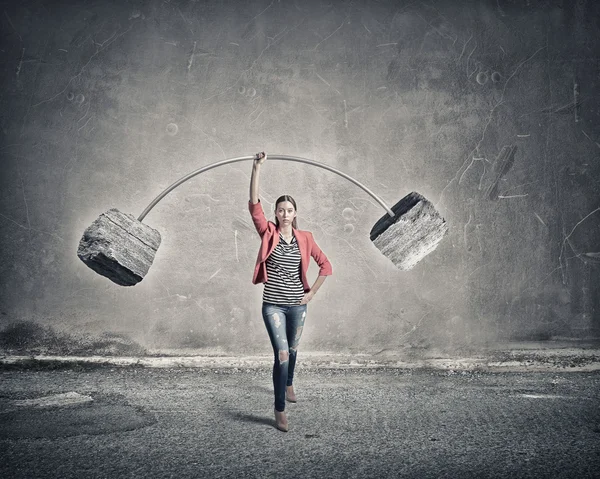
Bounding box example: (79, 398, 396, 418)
(249, 199, 332, 292)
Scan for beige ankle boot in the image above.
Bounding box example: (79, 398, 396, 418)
(274, 409, 288, 432)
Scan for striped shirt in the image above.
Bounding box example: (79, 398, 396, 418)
(262, 231, 305, 305)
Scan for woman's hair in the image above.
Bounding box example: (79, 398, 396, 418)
(274, 195, 298, 229)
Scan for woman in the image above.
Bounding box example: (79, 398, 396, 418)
(248, 151, 333, 432)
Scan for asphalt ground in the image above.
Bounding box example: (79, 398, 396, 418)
(1, 364, 599, 479)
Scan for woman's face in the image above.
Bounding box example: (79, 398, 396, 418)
(275, 201, 296, 226)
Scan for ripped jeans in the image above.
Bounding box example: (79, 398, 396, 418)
(262, 302, 307, 412)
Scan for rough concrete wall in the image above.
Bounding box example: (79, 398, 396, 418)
(0, 0, 598, 354)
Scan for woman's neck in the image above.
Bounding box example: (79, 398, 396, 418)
(279, 225, 293, 237)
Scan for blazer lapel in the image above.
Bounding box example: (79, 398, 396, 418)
(293, 227, 307, 261)
(267, 223, 280, 258)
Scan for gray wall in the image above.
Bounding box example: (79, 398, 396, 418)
(1, 0, 598, 355)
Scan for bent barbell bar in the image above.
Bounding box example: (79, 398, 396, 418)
(137, 154, 395, 222)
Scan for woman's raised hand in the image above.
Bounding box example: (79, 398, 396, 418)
(254, 151, 267, 166)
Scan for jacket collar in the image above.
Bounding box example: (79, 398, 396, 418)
(275, 224, 305, 248)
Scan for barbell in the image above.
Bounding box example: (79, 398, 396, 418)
(77, 155, 448, 286)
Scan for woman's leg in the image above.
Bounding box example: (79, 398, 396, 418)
(286, 304, 307, 388)
(262, 303, 289, 412)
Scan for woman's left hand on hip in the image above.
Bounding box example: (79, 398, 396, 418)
(300, 291, 314, 305)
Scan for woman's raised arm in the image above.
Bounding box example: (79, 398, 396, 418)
(249, 151, 266, 204)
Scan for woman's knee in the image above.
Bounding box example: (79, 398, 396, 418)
(278, 349, 289, 363)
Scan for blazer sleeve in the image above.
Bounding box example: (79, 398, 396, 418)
(309, 232, 333, 276)
(248, 199, 270, 237)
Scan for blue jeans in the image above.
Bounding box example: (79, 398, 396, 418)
(262, 302, 307, 412)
